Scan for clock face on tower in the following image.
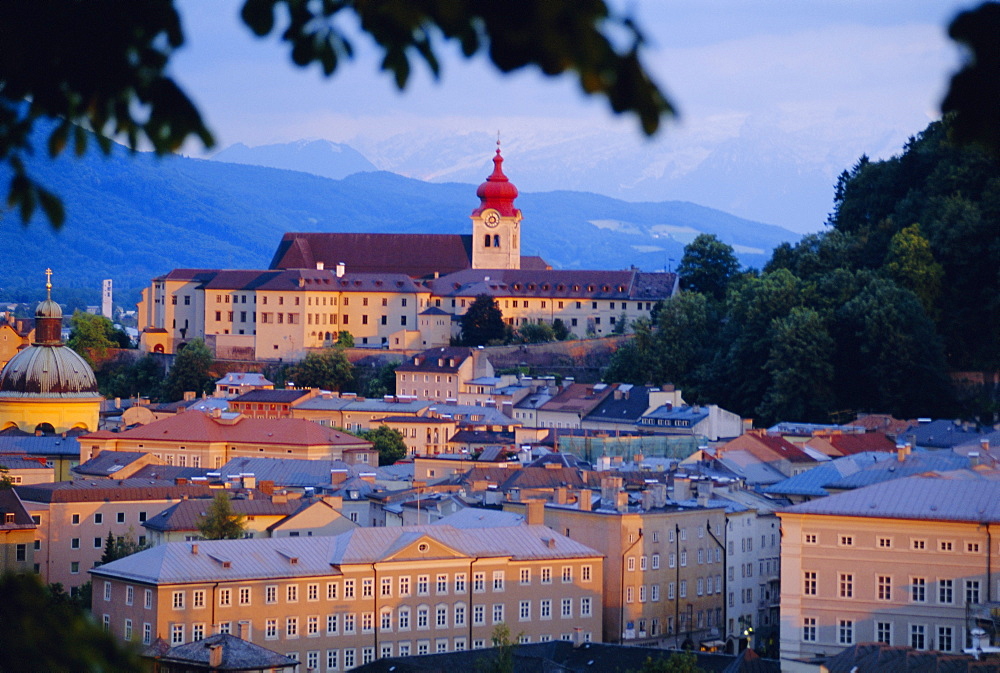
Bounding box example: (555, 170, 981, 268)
(483, 210, 501, 228)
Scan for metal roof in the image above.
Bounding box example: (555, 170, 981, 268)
(779, 475, 1000, 523)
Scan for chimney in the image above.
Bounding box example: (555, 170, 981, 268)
(316, 261, 325, 270)
(650, 483, 668, 509)
(360, 472, 376, 484)
(258, 480, 275, 495)
(600, 477, 623, 510)
(190, 543, 199, 555)
(336, 262, 345, 277)
(616, 491, 628, 512)
(331, 469, 348, 485)
(525, 499, 545, 526)
(208, 643, 223, 668)
(673, 476, 691, 502)
(577, 489, 592, 511)
(573, 627, 584, 648)
(241, 474, 256, 490)
(642, 490, 654, 511)
(634, 453, 644, 464)
(554, 487, 568, 504)
(896, 443, 911, 462)
(175, 477, 188, 486)
(183, 390, 196, 402)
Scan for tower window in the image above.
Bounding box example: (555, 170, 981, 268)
(485, 235, 491, 248)
(493, 235, 500, 248)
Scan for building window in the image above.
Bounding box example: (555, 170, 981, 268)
(308, 583, 319, 601)
(802, 617, 817, 642)
(492, 604, 504, 624)
(454, 603, 466, 627)
(172, 591, 185, 610)
(541, 568, 551, 584)
(878, 537, 892, 548)
(966, 579, 981, 605)
(474, 605, 485, 625)
(417, 606, 429, 629)
(218, 588, 231, 607)
(171, 624, 184, 645)
(938, 626, 953, 652)
(911, 539, 926, 550)
(540, 599, 551, 619)
(910, 624, 926, 650)
(436, 605, 448, 628)
(265, 585, 277, 604)
(877, 575, 892, 601)
(362, 578, 373, 598)
(418, 575, 429, 595)
(287, 584, 298, 603)
(652, 554, 660, 570)
(838, 619, 854, 645)
(286, 617, 299, 638)
(911, 577, 926, 602)
(561, 598, 572, 618)
(939, 579, 954, 603)
(308, 615, 320, 636)
(839, 573, 853, 598)
(876, 621, 892, 644)
(143, 623, 151, 645)
(436, 574, 448, 594)
(492, 571, 505, 591)
(839, 535, 853, 546)
(327, 614, 339, 635)
(399, 576, 411, 597)
(562, 566, 573, 583)
(398, 608, 410, 630)
(803, 533, 817, 544)
(803, 571, 817, 596)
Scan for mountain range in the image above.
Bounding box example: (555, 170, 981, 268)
(1, 135, 800, 309)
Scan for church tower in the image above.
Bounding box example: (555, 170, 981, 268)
(471, 143, 522, 270)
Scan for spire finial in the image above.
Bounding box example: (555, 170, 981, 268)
(496, 131, 501, 155)
(45, 268, 52, 300)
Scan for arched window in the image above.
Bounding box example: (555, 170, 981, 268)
(153, 344, 165, 353)
(34, 422, 55, 435)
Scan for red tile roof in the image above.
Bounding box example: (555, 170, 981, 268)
(809, 432, 896, 456)
(269, 233, 475, 278)
(83, 413, 370, 448)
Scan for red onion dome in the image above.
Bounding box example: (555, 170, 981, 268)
(472, 148, 520, 217)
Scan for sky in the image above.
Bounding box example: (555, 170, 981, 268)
(169, 0, 973, 234)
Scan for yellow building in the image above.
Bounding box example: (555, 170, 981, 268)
(0, 271, 102, 434)
(92, 523, 604, 666)
(136, 148, 678, 360)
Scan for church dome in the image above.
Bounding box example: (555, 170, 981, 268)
(0, 345, 99, 397)
(0, 269, 99, 398)
(473, 146, 520, 217)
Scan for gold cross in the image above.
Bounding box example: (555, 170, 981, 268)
(45, 268, 52, 298)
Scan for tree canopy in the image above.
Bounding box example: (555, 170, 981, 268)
(359, 425, 408, 466)
(162, 339, 215, 401)
(196, 492, 247, 540)
(1, 0, 672, 226)
(288, 348, 355, 391)
(461, 295, 506, 346)
(676, 234, 741, 301)
(66, 311, 129, 368)
(608, 115, 998, 425)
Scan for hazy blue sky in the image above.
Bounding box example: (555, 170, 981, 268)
(170, 0, 974, 232)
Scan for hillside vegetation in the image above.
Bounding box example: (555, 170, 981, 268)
(608, 117, 1000, 423)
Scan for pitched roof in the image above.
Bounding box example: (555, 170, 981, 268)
(230, 389, 312, 404)
(143, 495, 300, 532)
(0, 489, 35, 530)
(539, 383, 617, 416)
(269, 232, 475, 278)
(215, 456, 357, 489)
(0, 433, 81, 457)
(83, 413, 370, 448)
(16, 479, 214, 504)
(780, 475, 1000, 523)
(73, 451, 151, 477)
(92, 524, 600, 584)
(152, 633, 297, 671)
(806, 432, 896, 456)
(396, 347, 475, 374)
(428, 268, 677, 300)
(822, 642, 989, 673)
(584, 384, 654, 425)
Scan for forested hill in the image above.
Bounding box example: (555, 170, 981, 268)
(608, 116, 1000, 423)
(0, 128, 795, 309)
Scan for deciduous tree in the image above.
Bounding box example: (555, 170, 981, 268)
(196, 492, 247, 540)
(359, 425, 408, 466)
(67, 311, 125, 368)
(288, 348, 354, 391)
(162, 339, 215, 401)
(461, 295, 506, 346)
(676, 234, 741, 301)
